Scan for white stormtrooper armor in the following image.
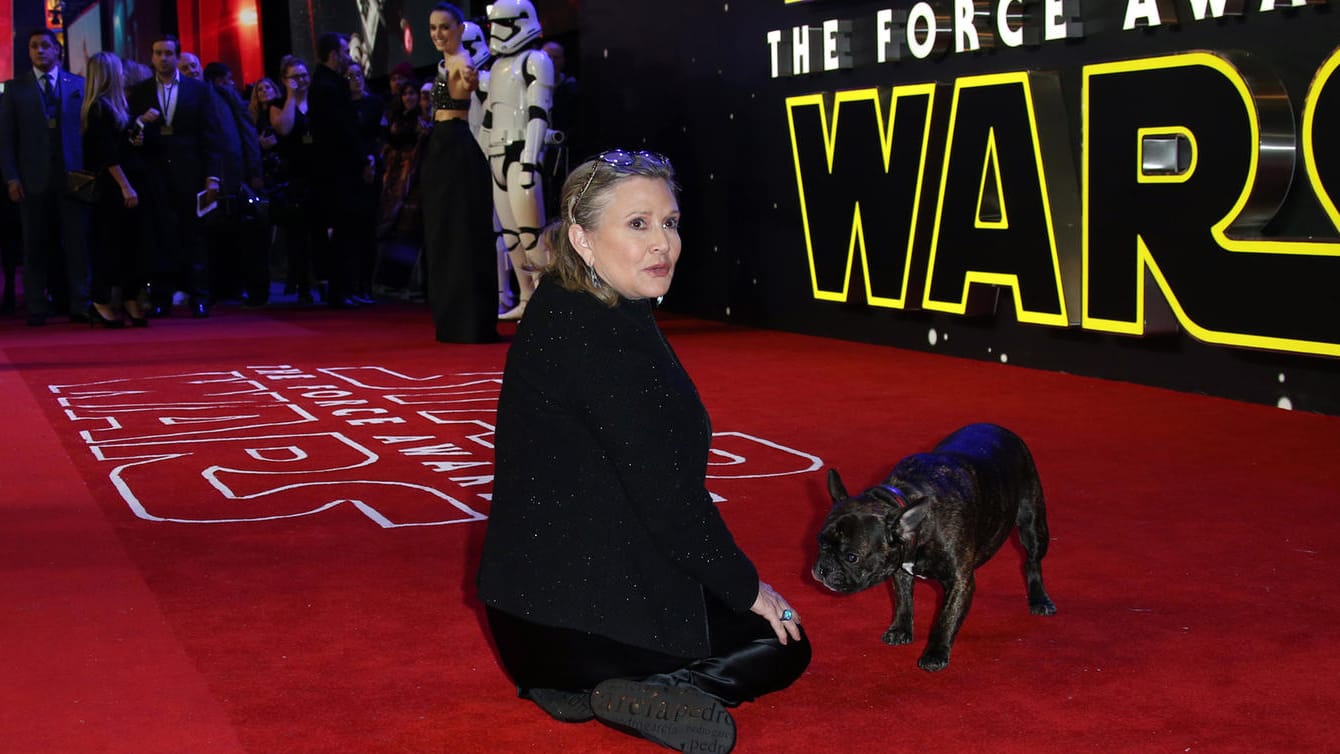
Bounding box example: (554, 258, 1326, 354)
(460, 20, 514, 311)
(460, 20, 490, 146)
(482, 0, 553, 319)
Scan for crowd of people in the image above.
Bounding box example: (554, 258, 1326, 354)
(0, 23, 579, 331)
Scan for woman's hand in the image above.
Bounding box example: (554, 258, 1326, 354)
(750, 581, 802, 644)
(461, 65, 479, 91)
(122, 186, 138, 209)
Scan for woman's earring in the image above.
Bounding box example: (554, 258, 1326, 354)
(587, 261, 602, 288)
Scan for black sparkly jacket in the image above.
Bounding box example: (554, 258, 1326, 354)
(477, 278, 759, 658)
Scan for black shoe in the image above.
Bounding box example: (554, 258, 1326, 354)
(192, 301, 211, 318)
(68, 310, 90, 324)
(590, 679, 735, 753)
(352, 293, 376, 305)
(525, 688, 595, 723)
(327, 296, 360, 310)
(26, 313, 47, 326)
(149, 305, 171, 318)
(0, 294, 14, 314)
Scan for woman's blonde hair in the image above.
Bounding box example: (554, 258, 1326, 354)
(80, 51, 129, 134)
(248, 77, 280, 123)
(546, 151, 679, 306)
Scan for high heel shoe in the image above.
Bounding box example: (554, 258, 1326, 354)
(499, 298, 528, 321)
(89, 304, 125, 329)
(124, 300, 149, 327)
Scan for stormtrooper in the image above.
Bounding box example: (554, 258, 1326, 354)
(481, 0, 555, 321)
(460, 21, 514, 314)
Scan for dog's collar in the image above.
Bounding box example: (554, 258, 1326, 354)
(871, 484, 910, 509)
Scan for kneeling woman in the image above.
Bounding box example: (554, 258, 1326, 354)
(476, 150, 810, 753)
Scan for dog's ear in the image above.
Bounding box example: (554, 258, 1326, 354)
(892, 504, 929, 545)
(826, 468, 848, 502)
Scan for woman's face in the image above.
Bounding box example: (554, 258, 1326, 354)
(284, 64, 310, 93)
(429, 10, 463, 54)
(572, 176, 682, 301)
(257, 80, 278, 102)
(402, 87, 420, 111)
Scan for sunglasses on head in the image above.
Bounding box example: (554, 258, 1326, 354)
(570, 149, 673, 223)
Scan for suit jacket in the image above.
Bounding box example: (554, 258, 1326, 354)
(0, 68, 85, 194)
(209, 83, 262, 194)
(307, 64, 364, 182)
(477, 278, 760, 658)
(128, 75, 224, 196)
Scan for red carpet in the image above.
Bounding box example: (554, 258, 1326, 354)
(2, 301, 1338, 753)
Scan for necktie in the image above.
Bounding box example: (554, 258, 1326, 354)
(40, 74, 57, 120)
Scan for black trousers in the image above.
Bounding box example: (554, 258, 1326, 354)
(141, 171, 208, 306)
(309, 177, 358, 303)
(18, 186, 89, 316)
(485, 599, 811, 707)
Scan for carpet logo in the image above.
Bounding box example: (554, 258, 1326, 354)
(48, 365, 822, 527)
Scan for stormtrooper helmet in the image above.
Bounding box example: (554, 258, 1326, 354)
(487, 0, 543, 56)
(461, 21, 491, 68)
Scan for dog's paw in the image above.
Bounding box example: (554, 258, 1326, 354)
(917, 651, 950, 672)
(882, 626, 913, 646)
(1030, 597, 1057, 616)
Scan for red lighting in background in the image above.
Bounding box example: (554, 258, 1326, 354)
(0, 0, 13, 83)
(177, 0, 263, 88)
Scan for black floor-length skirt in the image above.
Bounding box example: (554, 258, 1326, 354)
(420, 118, 499, 343)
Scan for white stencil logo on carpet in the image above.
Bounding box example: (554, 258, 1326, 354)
(48, 365, 822, 527)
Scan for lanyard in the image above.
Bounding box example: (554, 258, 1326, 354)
(158, 81, 177, 125)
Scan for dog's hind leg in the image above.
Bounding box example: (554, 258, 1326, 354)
(1016, 488, 1056, 616)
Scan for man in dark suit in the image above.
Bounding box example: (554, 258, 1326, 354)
(0, 92, 21, 313)
(0, 29, 90, 325)
(128, 34, 224, 318)
(202, 60, 266, 305)
(307, 31, 373, 309)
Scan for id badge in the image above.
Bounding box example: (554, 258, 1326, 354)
(301, 133, 314, 145)
(47, 118, 57, 129)
(161, 125, 175, 136)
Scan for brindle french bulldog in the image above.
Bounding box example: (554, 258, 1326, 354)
(813, 423, 1056, 671)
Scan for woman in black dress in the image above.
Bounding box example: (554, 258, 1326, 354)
(477, 151, 810, 753)
(81, 51, 143, 327)
(419, 2, 498, 343)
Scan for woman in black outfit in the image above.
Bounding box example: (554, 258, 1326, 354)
(269, 56, 319, 304)
(81, 51, 144, 327)
(419, 2, 498, 343)
(477, 151, 810, 753)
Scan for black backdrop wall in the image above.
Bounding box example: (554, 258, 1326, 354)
(576, 0, 1340, 414)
